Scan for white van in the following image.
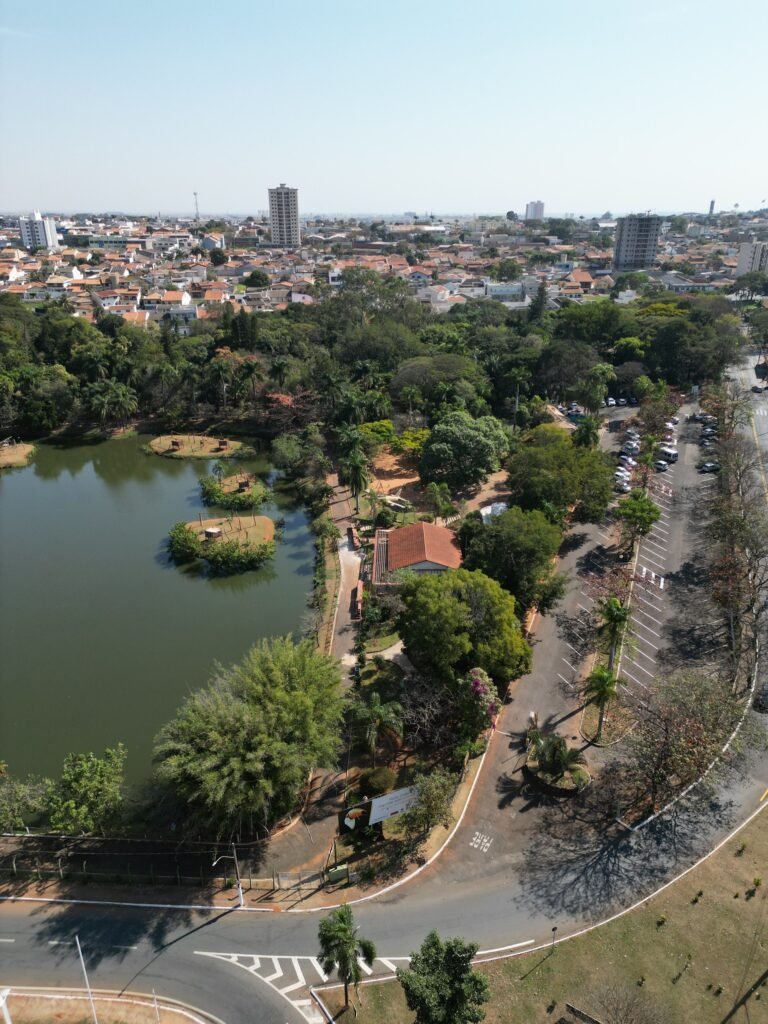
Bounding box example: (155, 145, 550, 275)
(658, 445, 678, 463)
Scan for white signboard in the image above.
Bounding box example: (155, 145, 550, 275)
(368, 785, 418, 825)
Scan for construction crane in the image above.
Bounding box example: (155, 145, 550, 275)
(193, 192, 200, 224)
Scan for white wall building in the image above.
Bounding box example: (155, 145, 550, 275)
(736, 241, 768, 277)
(268, 184, 300, 247)
(525, 200, 545, 221)
(19, 211, 59, 250)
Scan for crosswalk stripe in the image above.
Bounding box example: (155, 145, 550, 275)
(310, 957, 328, 982)
(262, 958, 284, 983)
(357, 957, 374, 976)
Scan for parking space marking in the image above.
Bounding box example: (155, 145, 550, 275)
(643, 538, 667, 553)
(562, 657, 577, 672)
(622, 668, 649, 689)
(628, 641, 656, 662)
(629, 626, 659, 646)
(627, 657, 654, 677)
(557, 672, 573, 686)
(641, 554, 667, 572)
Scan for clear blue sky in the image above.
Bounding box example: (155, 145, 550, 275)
(1, 0, 766, 216)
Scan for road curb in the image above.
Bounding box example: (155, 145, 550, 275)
(5, 985, 225, 1024)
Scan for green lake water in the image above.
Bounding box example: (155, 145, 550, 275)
(0, 436, 315, 781)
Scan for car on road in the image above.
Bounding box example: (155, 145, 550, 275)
(654, 460, 669, 472)
(699, 461, 720, 473)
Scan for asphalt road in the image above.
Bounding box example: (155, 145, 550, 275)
(3, 390, 768, 1024)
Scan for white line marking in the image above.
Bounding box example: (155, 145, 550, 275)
(577, 603, 592, 614)
(310, 958, 328, 982)
(651, 523, 670, 534)
(627, 658, 654, 677)
(642, 554, 667, 571)
(263, 959, 284, 983)
(379, 958, 399, 972)
(557, 672, 574, 687)
(565, 642, 580, 654)
(659, 577, 665, 590)
(475, 938, 535, 956)
(357, 957, 374, 976)
(643, 539, 668, 554)
(628, 641, 656, 661)
(562, 657, 576, 671)
(0, 938, 15, 943)
(48, 940, 72, 946)
(621, 668, 649, 689)
(280, 958, 306, 994)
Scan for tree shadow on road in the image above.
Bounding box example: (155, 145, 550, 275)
(658, 556, 726, 673)
(511, 762, 739, 923)
(554, 608, 596, 662)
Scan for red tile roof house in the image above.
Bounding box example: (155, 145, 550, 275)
(371, 522, 462, 587)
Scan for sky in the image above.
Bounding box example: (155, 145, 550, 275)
(1, 0, 767, 217)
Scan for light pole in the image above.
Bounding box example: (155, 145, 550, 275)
(212, 843, 244, 908)
(75, 935, 99, 1024)
(550, 926, 558, 953)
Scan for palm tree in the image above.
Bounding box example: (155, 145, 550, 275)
(269, 356, 290, 389)
(573, 415, 600, 449)
(584, 665, 619, 742)
(364, 487, 382, 527)
(533, 734, 586, 781)
(353, 692, 403, 766)
(339, 450, 369, 514)
(596, 596, 631, 672)
(400, 385, 422, 424)
(317, 904, 376, 1008)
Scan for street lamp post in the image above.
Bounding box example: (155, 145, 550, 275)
(212, 843, 244, 908)
(550, 926, 558, 953)
(75, 935, 99, 1024)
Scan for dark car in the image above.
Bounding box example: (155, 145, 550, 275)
(755, 682, 768, 713)
(699, 462, 720, 473)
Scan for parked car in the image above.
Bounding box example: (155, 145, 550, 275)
(669, 415, 680, 424)
(625, 428, 641, 438)
(664, 421, 676, 431)
(654, 460, 669, 472)
(699, 439, 715, 449)
(701, 427, 718, 436)
(615, 468, 632, 480)
(699, 462, 720, 473)
(606, 396, 616, 406)
(617, 397, 628, 406)
(752, 384, 766, 394)
(619, 455, 637, 466)
(615, 480, 632, 493)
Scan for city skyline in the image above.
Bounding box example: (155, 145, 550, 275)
(1, 0, 767, 214)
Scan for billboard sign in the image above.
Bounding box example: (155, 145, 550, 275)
(338, 785, 418, 835)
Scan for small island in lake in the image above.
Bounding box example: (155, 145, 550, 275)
(168, 515, 276, 575)
(199, 471, 268, 510)
(148, 434, 247, 459)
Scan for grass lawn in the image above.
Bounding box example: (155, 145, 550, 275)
(321, 806, 768, 1023)
(364, 630, 400, 654)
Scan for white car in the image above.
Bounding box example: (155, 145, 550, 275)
(664, 421, 676, 431)
(618, 455, 637, 466)
(615, 481, 632, 493)
(670, 415, 680, 424)
(606, 397, 616, 407)
(615, 468, 632, 480)
(654, 460, 669, 472)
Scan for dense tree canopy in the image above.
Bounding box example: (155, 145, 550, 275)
(154, 637, 344, 836)
(419, 411, 509, 489)
(397, 569, 531, 686)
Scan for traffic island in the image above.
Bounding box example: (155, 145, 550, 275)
(147, 434, 248, 459)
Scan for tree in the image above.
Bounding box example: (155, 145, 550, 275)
(339, 449, 370, 514)
(84, 378, 139, 425)
(505, 210, 518, 221)
(584, 665, 620, 742)
(400, 768, 456, 839)
(398, 569, 532, 685)
(419, 411, 508, 490)
(572, 414, 600, 449)
(397, 930, 489, 1024)
(529, 733, 586, 782)
(528, 281, 547, 323)
(352, 691, 403, 766)
(0, 772, 52, 832)
(596, 596, 631, 672)
(210, 249, 227, 266)
(48, 744, 127, 834)
(154, 637, 344, 835)
(576, 362, 617, 414)
(460, 507, 565, 613)
(488, 259, 521, 282)
(615, 490, 661, 551)
(242, 269, 270, 289)
(317, 905, 376, 1008)
(425, 481, 455, 522)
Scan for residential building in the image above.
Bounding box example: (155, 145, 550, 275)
(736, 241, 768, 277)
(525, 200, 545, 221)
(613, 214, 662, 271)
(371, 521, 462, 586)
(268, 183, 300, 247)
(19, 211, 59, 250)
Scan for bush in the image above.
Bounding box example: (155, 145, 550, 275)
(199, 475, 268, 511)
(418, 513, 435, 522)
(204, 539, 275, 575)
(360, 767, 397, 797)
(168, 522, 202, 564)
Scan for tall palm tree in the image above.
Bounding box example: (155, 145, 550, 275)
(353, 692, 403, 766)
(584, 665, 620, 742)
(339, 450, 369, 515)
(400, 385, 422, 424)
(269, 356, 290, 389)
(317, 904, 376, 1008)
(596, 596, 631, 672)
(573, 415, 600, 449)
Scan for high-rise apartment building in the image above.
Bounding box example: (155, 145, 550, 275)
(613, 214, 662, 271)
(736, 241, 768, 277)
(19, 211, 59, 250)
(268, 184, 300, 247)
(525, 200, 545, 221)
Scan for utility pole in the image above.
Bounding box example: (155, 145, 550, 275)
(75, 935, 99, 1024)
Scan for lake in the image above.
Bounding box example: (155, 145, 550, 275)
(0, 436, 315, 782)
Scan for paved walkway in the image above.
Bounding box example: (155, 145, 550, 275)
(331, 536, 364, 667)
